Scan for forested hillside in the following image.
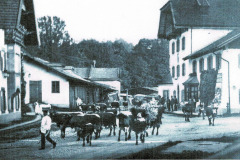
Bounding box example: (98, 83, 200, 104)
(27, 16, 169, 90)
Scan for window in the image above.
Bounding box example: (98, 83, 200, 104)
(1, 88, 6, 113)
(172, 42, 175, 54)
(52, 81, 60, 93)
(238, 54, 240, 68)
(182, 37, 185, 50)
(199, 58, 204, 73)
(182, 63, 185, 76)
(172, 66, 175, 78)
(173, 90, 176, 97)
(177, 39, 180, 52)
(216, 54, 221, 70)
(192, 60, 197, 73)
(207, 55, 213, 70)
(163, 90, 169, 99)
(184, 85, 198, 101)
(177, 65, 180, 77)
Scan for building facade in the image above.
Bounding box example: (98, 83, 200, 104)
(0, 0, 39, 123)
(158, 0, 240, 114)
(23, 55, 116, 109)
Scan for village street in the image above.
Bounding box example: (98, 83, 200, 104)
(0, 113, 240, 159)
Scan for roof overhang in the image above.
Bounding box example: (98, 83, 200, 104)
(183, 76, 199, 85)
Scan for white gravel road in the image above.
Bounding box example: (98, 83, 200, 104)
(0, 114, 240, 159)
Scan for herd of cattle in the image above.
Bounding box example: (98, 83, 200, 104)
(49, 102, 217, 146)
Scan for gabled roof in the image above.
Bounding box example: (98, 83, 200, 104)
(23, 54, 116, 91)
(183, 76, 199, 85)
(0, 0, 39, 45)
(183, 29, 240, 60)
(158, 0, 240, 38)
(0, 0, 20, 29)
(74, 68, 120, 81)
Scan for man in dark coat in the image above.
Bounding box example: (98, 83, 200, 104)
(160, 96, 165, 106)
(166, 97, 171, 111)
(170, 96, 174, 112)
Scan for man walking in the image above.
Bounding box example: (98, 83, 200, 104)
(39, 109, 56, 150)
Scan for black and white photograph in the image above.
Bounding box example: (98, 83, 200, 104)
(0, 0, 240, 159)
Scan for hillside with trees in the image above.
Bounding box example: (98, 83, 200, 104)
(27, 16, 169, 90)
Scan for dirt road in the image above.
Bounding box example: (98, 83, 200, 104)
(0, 114, 240, 159)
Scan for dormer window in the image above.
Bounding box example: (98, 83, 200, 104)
(172, 42, 175, 54)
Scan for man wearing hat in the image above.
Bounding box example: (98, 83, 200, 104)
(39, 108, 56, 150)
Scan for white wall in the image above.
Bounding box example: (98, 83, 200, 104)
(24, 61, 70, 107)
(220, 49, 240, 114)
(0, 29, 8, 114)
(158, 84, 173, 98)
(167, 28, 232, 103)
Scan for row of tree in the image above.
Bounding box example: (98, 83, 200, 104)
(27, 16, 170, 90)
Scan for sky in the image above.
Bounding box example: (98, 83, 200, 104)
(34, 0, 168, 45)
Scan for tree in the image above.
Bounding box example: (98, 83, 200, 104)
(199, 69, 218, 107)
(38, 16, 72, 62)
(125, 39, 169, 88)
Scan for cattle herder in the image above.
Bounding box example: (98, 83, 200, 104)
(39, 109, 57, 150)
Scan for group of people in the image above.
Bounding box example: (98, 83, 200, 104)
(158, 96, 178, 112)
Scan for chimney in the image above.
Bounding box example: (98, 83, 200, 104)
(93, 60, 96, 68)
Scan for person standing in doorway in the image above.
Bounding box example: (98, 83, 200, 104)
(39, 109, 56, 150)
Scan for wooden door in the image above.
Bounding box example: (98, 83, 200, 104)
(29, 81, 42, 103)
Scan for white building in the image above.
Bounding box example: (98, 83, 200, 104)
(157, 0, 240, 115)
(0, 0, 39, 123)
(23, 55, 116, 108)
